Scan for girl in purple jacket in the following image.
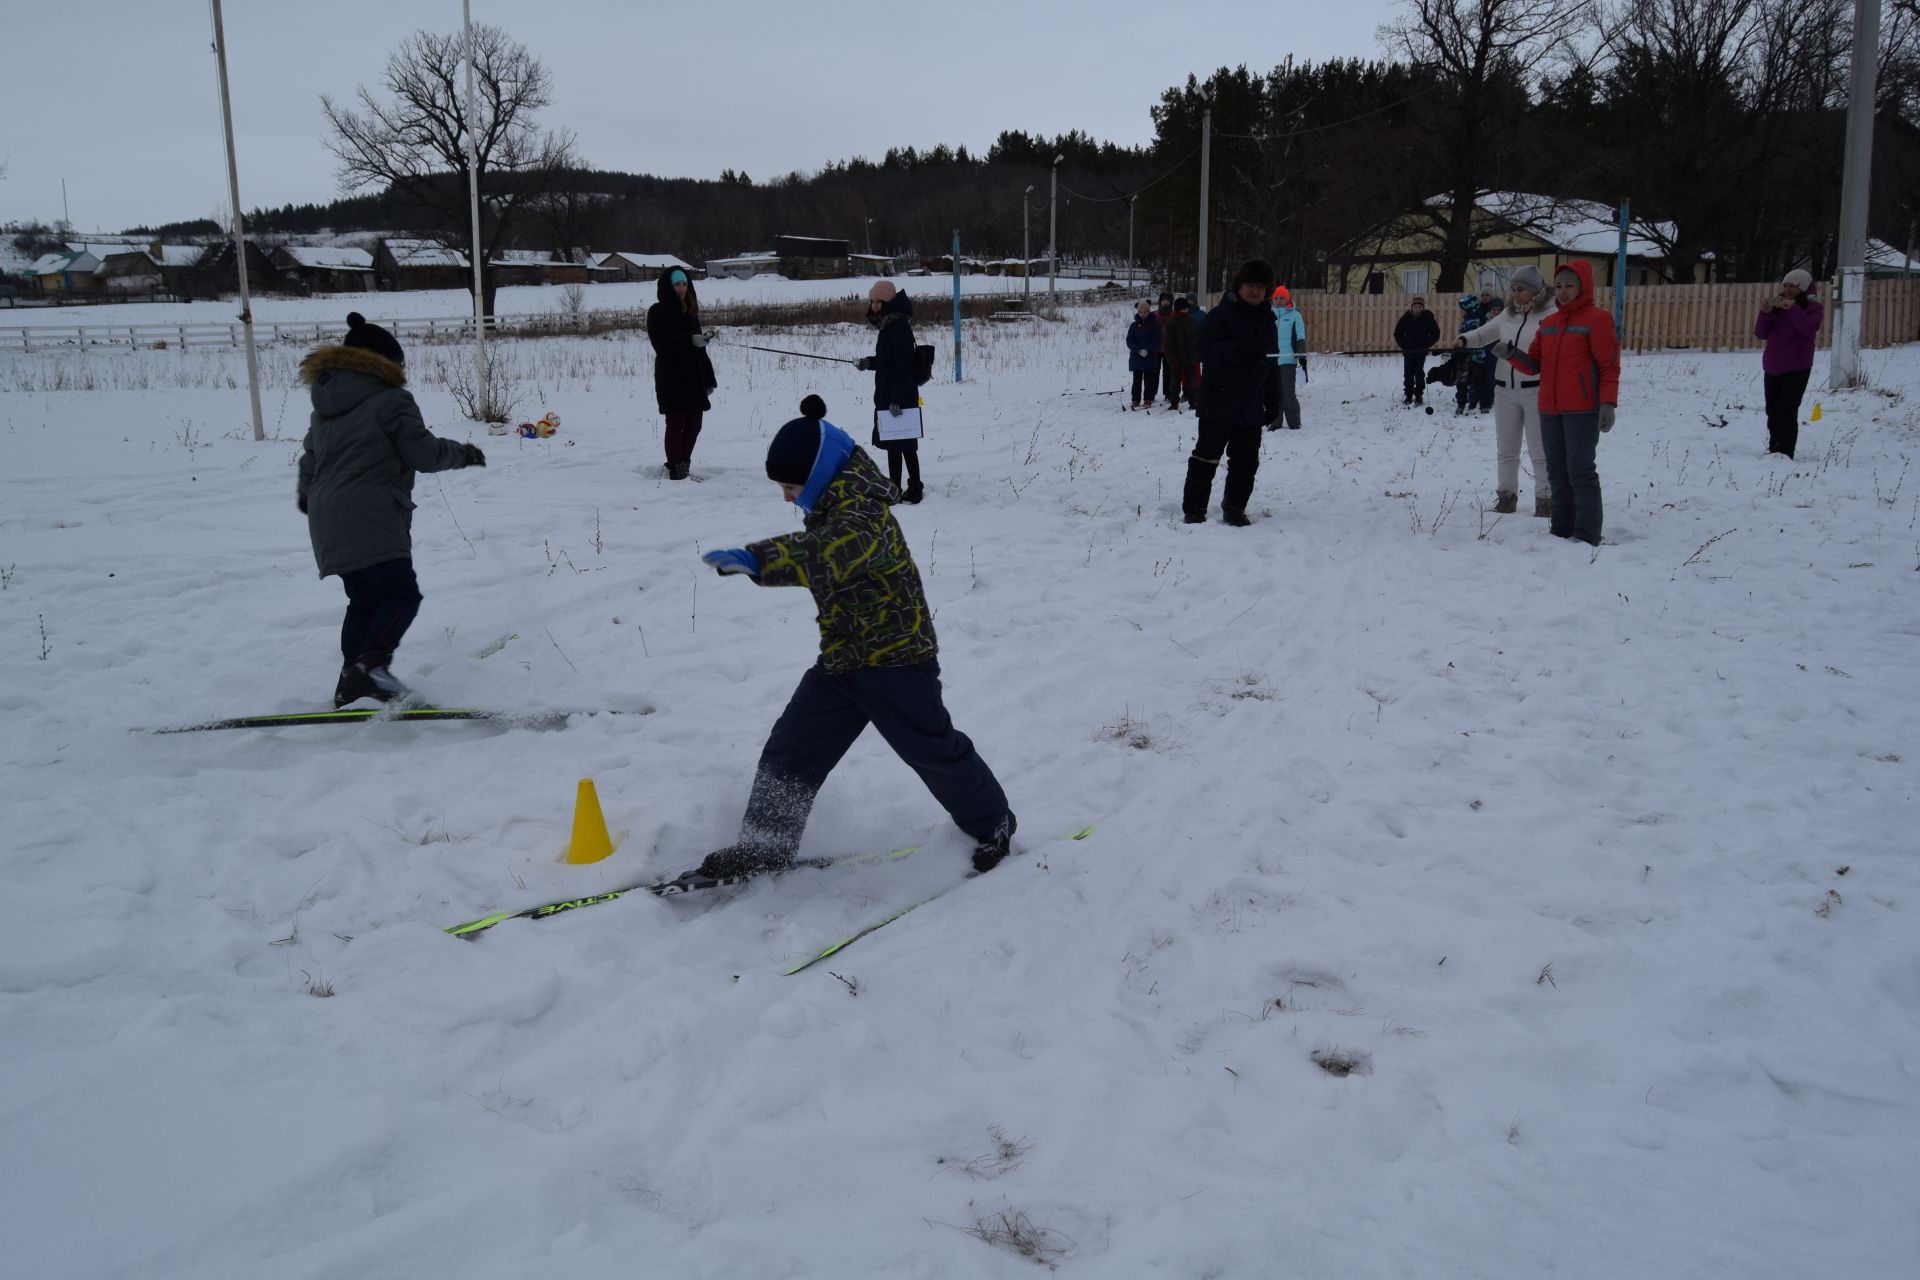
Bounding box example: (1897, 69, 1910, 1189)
(1754, 269, 1823, 459)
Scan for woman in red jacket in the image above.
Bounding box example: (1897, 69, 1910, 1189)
(1507, 261, 1620, 546)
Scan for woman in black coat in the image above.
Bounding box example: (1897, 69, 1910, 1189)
(646, 269, 716, 480)
(856, 280, 922, 503)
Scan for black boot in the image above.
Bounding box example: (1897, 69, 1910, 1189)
(971, 814, 1018, 875)
(1221, 509, 1252, 527)
(903, 480, 924, 504)
(1182, 455, 1218, 525)
(334, 658, 413, 708)
(696, 843, 794, 882)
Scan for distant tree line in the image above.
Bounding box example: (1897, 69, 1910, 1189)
(100, 0, 1920, 299)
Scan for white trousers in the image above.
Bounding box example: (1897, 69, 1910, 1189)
(1494, 385, 1547, 499)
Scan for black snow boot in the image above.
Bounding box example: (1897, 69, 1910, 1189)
(903, 480, 924, 504)
(1221, 509, 1252, 527)
(971, 814, 1018, 875)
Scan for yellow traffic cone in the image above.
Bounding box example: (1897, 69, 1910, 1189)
(565, 778, 615, 864)
(1810, 402, 1823, 422)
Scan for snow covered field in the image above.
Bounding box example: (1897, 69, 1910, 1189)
(0, 271, 1108, 330)
(2, 310, 1917, 1278)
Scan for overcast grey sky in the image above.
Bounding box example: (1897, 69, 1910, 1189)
(2, 0, 1401, 234)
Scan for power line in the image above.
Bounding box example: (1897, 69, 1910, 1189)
(1056, 143, 1203, 204)
(1211, 81, 1444, 143)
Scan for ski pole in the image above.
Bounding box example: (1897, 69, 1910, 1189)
(712, 340, 860, 365)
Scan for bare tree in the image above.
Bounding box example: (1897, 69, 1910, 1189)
(321, 24, 575, 315)
(1381, 0, 1591, 290)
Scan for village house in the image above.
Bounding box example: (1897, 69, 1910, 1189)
(588, 251, 699, 283)
(376, 238, 470, 291)
(268, 245, 376, 294)
(1327, 192, 1713, 297)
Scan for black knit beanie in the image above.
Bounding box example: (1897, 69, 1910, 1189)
(342, 311, 405, 366)
(766, 417, 819, 485)
(1232, 259, 1276, 293)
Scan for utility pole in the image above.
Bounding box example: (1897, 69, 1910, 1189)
(1023, 185, 1033, 302)
(1023, 186, 1033, 301)
(61, 178, 71, 230)
(952, 229, 963, 383)
(462, 0, 488, 414)
(1128, 195, 1136, 288)
(208, 0, 264, 443)
(1197, 104, 1212, 304)
(864, 216, 873, 256)
(1830, 0, 1881, 391)
(1050, 154, 1063, 296)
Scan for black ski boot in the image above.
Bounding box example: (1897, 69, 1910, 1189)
(696, 844, 793, 881)
(334, 655, 415, 709)
(971, 814, 1018, 875)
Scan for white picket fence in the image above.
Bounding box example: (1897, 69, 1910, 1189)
(6, 314, 505, 354)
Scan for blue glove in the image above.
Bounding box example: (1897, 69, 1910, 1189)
(701, 548, 759, 577)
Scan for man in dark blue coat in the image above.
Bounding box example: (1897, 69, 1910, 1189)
(1182, 260, 1280, 526)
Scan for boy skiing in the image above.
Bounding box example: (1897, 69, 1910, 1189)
(695, 396, 1017, 878)
(297, 313, 485, 707)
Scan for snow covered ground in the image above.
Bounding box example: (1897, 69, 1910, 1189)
(2, 310, 1917, 1278)
(0, 271, 1107, 330)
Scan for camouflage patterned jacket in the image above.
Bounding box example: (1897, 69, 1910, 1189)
(746, 446, 936, 673)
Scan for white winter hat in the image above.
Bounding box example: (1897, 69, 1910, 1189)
(1781, 269, 1813, 291)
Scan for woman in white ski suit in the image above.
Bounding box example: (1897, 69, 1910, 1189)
(1458, 264, 1554, 516)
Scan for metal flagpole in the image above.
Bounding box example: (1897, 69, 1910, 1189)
(1615, 200, 1629, 339)
(463, 0, 487, 405)
(1830, 0, 1881, 391)
(209, 0, 264, 443)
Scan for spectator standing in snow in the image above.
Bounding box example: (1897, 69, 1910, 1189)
(1754, 268, 1823, 459)
(1126, 300, 1163, 409)
(1393, 296, 1440, 406)
(1455, 295, 1496, 416)
(1269, 285, 1307, 430)
(1183, 259, 1280, 526)
(1162, 296, 1201, 411)
(1457, 265, 1554, 515)
(297, 313, 485, 708)
(1153, 295, 1177, 403)
(1505, 261, 1620, 545)
(646, 269, 716, 480)
(693, 396, 1017, 878)
(854, 281, 923, 503)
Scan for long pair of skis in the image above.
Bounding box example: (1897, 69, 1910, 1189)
(783, 824, 1096, 974)
(142, 706, 640, 734)
(442, 843, 922, 938)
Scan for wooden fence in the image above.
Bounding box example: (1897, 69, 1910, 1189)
(1297, 278, 1920, 355)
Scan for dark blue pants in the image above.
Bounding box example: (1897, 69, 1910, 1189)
(1540, 412, 1603, 544)
(1401, 352, 1426, 401)
(339, 558, 422, 666)
(741, 659, 1010, 856)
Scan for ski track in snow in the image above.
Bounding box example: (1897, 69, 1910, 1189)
(2, 310, 1917, 1278)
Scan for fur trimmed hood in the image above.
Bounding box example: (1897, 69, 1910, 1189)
(300, 344, 406, 389)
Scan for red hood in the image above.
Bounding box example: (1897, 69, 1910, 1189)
(1558, 259, 1596, 309)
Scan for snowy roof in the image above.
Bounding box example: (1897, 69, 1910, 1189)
(383, 238, 469, 268)
(1424, 192, 1677, 259)
(707, 251, 780, 265)
(278, 246, 373, 270)
(67, 242, 159, 267)
(152, 244, 207, 268)
(1867, 239, 1918, 273)
(596, 251, 693, 270)
(493, 249, 564, 264)
(32, 251, 91, 275)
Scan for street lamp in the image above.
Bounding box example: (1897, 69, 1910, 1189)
(1050, 154, 1063, 296)
(1023, 185, 1034, 301)
(864, 216, 873, 257)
